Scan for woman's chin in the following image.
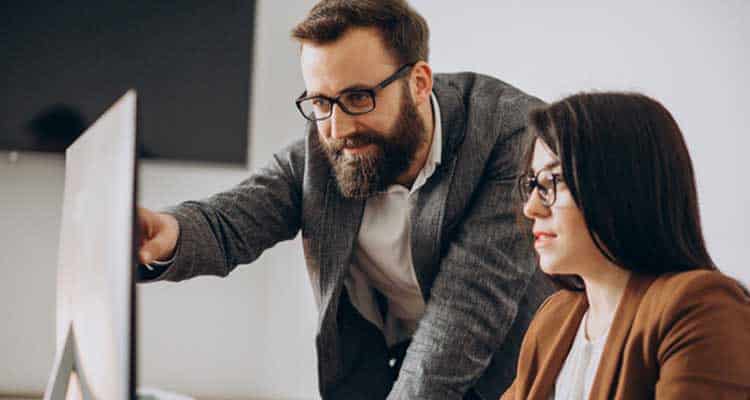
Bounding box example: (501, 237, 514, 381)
(538, 258, 569, 276)
(539, 264, 557, 275)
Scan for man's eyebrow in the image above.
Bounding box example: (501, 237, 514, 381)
(531, 160, 561, 174)
(306, 83, 373, 99)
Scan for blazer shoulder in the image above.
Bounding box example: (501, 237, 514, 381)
(434, 72, 544, 126)
(275, 137, 306, 163)
(643, 270, 750, 331)
(641, 270, 750, 390)
(267, 137, 306, 183)
(648, 270, 749, 307)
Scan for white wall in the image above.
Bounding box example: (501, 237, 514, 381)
(411, 0, 750, 284)
(1, 1, 747, 399)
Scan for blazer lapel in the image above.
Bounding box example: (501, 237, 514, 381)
(317, 177, 366, 314)
(522, 274, 659, 399)
(588, 273, 656, 399)
(315, 177, 365, 388)
(411, 77, 466, 298)
(304, 123, 366, 315)
(526, 294, 588, 399)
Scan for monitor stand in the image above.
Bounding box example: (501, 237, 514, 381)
(44, 323, 94, 400)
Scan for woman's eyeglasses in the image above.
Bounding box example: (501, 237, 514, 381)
(518, 169, 564, 207)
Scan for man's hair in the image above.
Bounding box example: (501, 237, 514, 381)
(291, 0, 429, 65)
(520, 92, 716, 290)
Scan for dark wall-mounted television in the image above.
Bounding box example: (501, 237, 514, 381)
(1, 0, 255, 164)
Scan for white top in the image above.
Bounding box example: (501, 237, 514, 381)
(551, 311, 613, 400)
(344, 92, 443, 346)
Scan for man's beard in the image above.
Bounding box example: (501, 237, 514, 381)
(321, 88, 426, 199)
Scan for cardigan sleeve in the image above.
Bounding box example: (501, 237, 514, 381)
(655, 271, 750, 399)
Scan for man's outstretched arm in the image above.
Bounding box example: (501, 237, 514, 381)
(136, 139, 306, 282)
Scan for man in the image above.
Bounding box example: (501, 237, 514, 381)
(137, 1, 553, 398)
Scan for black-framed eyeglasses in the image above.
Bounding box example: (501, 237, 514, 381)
(295, 63, 416, 122)
(518, 169, 564, 207)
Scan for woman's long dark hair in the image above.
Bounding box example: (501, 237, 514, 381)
(521, 92, 716, 290)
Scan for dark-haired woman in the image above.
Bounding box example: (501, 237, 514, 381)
(501, 92, 750, 399)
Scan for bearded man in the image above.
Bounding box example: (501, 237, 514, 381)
(136, 1, 553, 399)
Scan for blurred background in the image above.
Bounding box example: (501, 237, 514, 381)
(1, 0, 748, 399)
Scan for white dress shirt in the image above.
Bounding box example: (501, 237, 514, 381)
(344, 92, 443, 346)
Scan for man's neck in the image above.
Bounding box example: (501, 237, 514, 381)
(395, 96, 435, 188)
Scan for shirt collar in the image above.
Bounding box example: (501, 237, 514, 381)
(409, 91, 443, 193)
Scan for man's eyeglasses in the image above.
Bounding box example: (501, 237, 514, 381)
(518, 169, 564, 207)
(295, 63, 416, 122)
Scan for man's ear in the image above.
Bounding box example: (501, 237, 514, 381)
(410, 61, 433, 106)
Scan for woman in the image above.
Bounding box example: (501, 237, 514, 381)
(502, 92, 750, 399)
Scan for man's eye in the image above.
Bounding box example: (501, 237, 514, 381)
(345, 92, 370, 105)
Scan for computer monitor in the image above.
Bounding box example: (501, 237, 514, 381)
(45, 91, 138, 400)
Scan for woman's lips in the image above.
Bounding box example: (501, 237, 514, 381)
(533, 231, 557, 248)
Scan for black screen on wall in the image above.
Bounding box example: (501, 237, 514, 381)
(0, 1, 255, 164)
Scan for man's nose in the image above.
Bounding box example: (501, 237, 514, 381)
(329, 105, 356, 140)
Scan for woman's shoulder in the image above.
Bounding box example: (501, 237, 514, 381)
(638, 270, 750, 389)
(647, 269, 748, 305)
(641, 269, 750, 329)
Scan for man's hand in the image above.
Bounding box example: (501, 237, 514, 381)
(137, 207, 180, 265)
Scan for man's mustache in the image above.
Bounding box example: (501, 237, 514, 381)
(327, 132, 386, 154)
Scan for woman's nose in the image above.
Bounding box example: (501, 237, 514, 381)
(523, 188, 550, 220)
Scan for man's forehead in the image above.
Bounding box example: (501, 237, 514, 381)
(299, 28, 400, 95)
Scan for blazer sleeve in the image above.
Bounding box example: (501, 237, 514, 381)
(388, 126, 543, 399)
(655, 271, 750, 399)
(152, 139, 305, 282)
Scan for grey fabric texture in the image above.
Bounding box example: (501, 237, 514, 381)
(150, 72, 555, 399)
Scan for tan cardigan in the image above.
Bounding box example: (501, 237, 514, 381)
(501, 270, 750, 399)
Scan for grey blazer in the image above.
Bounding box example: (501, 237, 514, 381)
(157, 72, 554, 399)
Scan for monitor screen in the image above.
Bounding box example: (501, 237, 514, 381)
(53, 90, 137, 399)
(0, 1, 255, 164)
